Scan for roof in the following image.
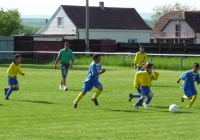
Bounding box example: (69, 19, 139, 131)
(151, 11, 200, 33)
(61, 5, 151, 30)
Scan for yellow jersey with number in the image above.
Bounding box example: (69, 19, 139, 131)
(7, 62, 23, 78)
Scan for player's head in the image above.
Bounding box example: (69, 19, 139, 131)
(144, 62, 153, 72)
(93, 54, 101, 63)
(193, 63, 199, 73)
(64, 42, 70, 50)
(139, 45, 145, 52)
(14, 54, 21, 64)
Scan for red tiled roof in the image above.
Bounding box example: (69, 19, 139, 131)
(151, 11, 200, 33)
(61, 5, 151, 30)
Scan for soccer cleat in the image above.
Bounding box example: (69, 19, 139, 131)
(4, 88, 8, 96)
(73, 102, 77, 108)
(5, 98, 10, 100)
(128, 93, 133, 102)
(133, 104, 139, 109)
(181, 96, 184, 102)
(92, 98, 99, 106)
(59, 85, 63, 90)
(63, 86, 68, 91)
(143, 103, 149, 109)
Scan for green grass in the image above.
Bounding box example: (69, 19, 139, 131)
(1, 64, 200, 140)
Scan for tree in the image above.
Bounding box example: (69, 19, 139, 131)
(149, 2, 197, 28)
(14, 25, 42, 35)
(0, 8, 22, 35)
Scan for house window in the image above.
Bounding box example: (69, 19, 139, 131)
(175, 24, 181, 37)
(128, 39, 137, 43)
(57, 17, 64, 27)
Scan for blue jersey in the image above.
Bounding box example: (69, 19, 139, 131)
(84, 61, 101, 83)
(180, 70, 200, 89)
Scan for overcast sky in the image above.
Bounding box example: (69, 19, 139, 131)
(1, 0, 200, 16)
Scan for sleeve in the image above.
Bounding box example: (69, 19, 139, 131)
(133, 72, 140, 88)
(151, 72, 159, 80)
(91, 64, 98, 76)
(144, 53, 148, 62)
(7, 63, 15, 77)
(58, 50, 62, 58)
(180, 71, 190, 80)
(17, 65, 23, 75)
(134, 52, 138, 65)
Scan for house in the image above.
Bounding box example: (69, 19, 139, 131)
(151, 11, 200, 44)
(36, 2, 151, 43)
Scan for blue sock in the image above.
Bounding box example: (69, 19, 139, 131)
(5, 87, 18, 99)
(131, 94, 141, 98)
(135, 98, 144, 106)
(145, 96, 152, 104)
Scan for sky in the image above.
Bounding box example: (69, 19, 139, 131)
(0, 0, 200, 16)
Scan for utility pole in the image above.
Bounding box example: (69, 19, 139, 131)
(85, 0, 90, 52)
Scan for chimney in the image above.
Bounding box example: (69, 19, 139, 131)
(99, 2, 104, 10)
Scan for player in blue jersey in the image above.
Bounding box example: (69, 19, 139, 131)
(133, 62, 159, 109)
(177, 63, 200, 108)
(73, 54, 106, 108)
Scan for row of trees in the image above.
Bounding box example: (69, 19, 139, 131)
(0, 2, 197, 35)
(0, 8, 42, 35)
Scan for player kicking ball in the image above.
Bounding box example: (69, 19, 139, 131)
(177, 63, 200, 108)
(73, 54, 106, 108)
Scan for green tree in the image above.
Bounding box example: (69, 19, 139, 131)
(149, 2, 197, 28)
(14, 25, 42, 35)
(0, 8, 22, 35)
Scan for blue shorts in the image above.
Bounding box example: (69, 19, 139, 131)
(60, 63, 70, 78)
(137, 66, 142, 71)
(82, 81, 102, 92)
(183, 87, 197, 97)
(8, 76, 18, 85)
(140, 86, 151, 96)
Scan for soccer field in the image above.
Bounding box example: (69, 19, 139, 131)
(0, 64, 200, 140)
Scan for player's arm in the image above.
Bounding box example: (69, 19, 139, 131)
(70, 52, 74, 68)
(177, 78, 181, 83)
(151, 71, 159, 80)
(17, 66, 25, 76)
(54, 55, 60, 69)
(133, 72, 140, 88)
(93, 69, 106, 76)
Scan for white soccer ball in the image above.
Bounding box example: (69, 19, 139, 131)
(169, 104, 179, 113)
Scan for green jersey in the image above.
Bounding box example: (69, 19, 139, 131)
(58, 48, 74, 64)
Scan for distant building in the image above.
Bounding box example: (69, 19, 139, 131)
(36, 2, 151, 43)
(151, 11, 200, 44)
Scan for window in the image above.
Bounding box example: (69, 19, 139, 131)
(128, 39, 137, 43)
(57, 17, 64, 27)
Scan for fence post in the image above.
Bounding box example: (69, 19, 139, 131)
(180, 56, 183, 69)
(53, 53, 56, 61)
(150, 55, 153, 62)
(36, 51, 38, 63)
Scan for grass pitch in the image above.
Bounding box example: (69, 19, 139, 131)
(0, 64, 200, 140)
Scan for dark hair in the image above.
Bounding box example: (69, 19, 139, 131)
(144, 62, 153, 70)
(193, 63, 199, 68)
(14, 54, 21, 59)
(140, 45, 144, 48)
(93, 54, 100, 60)
(64, 42, 70, 45)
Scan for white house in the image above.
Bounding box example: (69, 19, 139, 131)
(151, 11, 200, 44)
(36, 2, 151, 43)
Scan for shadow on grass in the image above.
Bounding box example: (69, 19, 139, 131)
(13, 99, 54, 104)
(0, 104, 3, 106)
(102, 108, 136, 113)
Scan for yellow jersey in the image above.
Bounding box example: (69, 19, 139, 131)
(7, 62, 23, 78)
(134, 52, 147, 67)
(133, 71, 159, 88)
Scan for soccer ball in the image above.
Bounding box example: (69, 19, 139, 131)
(169, 104, 179, 113)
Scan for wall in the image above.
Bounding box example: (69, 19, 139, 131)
(0, 36, 14, 59)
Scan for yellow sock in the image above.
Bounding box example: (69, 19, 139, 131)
(188, 94, 197, 108)
(74, 92, 84, 104)
(93, 89, 102, 99)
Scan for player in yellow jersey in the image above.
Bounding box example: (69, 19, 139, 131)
(133, 62, 159, 109)
(134, 45, 147, 71)
(4, 54, 25, 100)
